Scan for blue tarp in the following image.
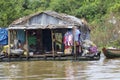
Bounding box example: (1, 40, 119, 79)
(0, 28, 8, 45)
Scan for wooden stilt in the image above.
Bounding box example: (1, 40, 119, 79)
(51, 30, 55, 59)
(74, 41, 76, 60)
(26, 30, 29, 60)
(62, 32, 64, 53)
(73, 27, 77, 60)
(8, 30, 11, 61)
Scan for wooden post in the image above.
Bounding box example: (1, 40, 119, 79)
(74, 41, 76, 60)
(73, 28, 77, 60)
(26, 30, 29, 60)
(62, 32, 64, 53)
(8, 30, 11, 61)
(51, 30, 55, 59)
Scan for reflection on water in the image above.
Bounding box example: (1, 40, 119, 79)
(0, 56, 120, 80)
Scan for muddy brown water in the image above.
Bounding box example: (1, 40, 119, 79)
(0, 55, 120, 80)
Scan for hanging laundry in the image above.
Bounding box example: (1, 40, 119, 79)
(64, 31, 73, 54)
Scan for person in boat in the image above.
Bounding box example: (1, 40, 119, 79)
(72, 26, 82, 55)
(82, 40, 98, 56)
(18, 40, 22, 49)
(13, 39, 22, 49)
(89, 43, 98, 54)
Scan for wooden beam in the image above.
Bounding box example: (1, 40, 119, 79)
(73, 28, 77, 60)
(74, 41, 76, 60)
(8, 30, 11, 60)
(51, 30, 55, 58)
(26, 30, 29, 59)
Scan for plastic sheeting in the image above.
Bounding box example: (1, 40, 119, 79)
(17, 30, 25, 43)
(0, 28, 8, 45)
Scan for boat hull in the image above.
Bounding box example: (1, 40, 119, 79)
(102, 48, 120, 58)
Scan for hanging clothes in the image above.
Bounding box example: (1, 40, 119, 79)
(63, 31, 73, 54)
(64, 31, 73, 48)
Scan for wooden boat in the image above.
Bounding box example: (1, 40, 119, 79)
(0, 51, 101, 62)
(102, 48, 120, 58)
(10, 49, 24, 55)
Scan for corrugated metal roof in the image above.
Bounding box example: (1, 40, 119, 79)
(9, 11, 83, 29)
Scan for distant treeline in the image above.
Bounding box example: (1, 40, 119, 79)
(0, 0, 120, 47)
(0, 0, 119, 27)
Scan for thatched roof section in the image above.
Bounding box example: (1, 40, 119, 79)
(9, 11, 87, 29)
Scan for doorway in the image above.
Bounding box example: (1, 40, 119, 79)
(42, 29, 52, 52)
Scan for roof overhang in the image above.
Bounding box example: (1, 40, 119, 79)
(8, 24, 74, 30)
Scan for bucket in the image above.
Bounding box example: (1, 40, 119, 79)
(29, 52, 33, 56)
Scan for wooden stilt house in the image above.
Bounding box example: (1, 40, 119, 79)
(7, 11, 91, 60)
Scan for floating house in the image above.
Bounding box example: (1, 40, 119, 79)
(5, 11, 95, 61)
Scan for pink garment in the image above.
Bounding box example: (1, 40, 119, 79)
(64, 31, 73, 49)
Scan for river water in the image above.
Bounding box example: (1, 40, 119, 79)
(0, 55, 120, 80)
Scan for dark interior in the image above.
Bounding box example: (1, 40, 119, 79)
(42, 29, 52, 52)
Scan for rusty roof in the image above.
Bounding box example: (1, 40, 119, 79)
(9, 11, 88, 30)
(11, 11, 82, 25)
